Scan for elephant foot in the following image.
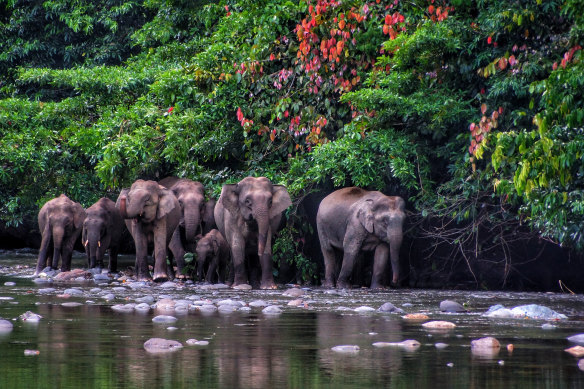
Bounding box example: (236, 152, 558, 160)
(323, 280, 335, 289)
(337, 280, 352, 289)
(153, 273, 169, 282)
(370, 283, 386, 290)
(260, 281, 278, 290)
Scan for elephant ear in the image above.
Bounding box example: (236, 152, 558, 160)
(211, 238, 220, 254)
(270, 185, 292, 217)
(220, 184, 240, 215)
(357, 199, 375, 234)
(157, 189, 177, 219)
(73, 203, 86, 229)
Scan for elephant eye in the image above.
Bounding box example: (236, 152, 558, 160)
(268, 198, 273, 208)
(244, 198, 252, 208)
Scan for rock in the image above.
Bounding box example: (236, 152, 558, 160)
(61, 302, 83, 307)
(471, 337, 501, 357)
(166, 326, 178, 331)
(485, 304, 567, 320)
(378, 302, 405, 314)
(102, 293, 115, 301)
(0, 319, 14, 333)
(579, 359, 584, 371)
(372, 340, 421, 351)
(93, 274, 111, 282)
(402, 313, 429, 321)
(38, 288, 56, 294)
(197, 305, 218, 314)
(19, 311, 42, 322)
(288, 299, 304, 307)
(152, 315, 178, 324)
(218, 305, 236, 314)
(158, 281, 177, 289)
(24, 349, 40, 356)
(134, 303, 151, 313)
(331, 345, 360, 354)
(542, 323, 557, 330)
(193, 340, 209, 346)
(282, 288, 305, 297)
(435, 343, 449, 349)
(354, 306, 376, 313)
(232, 284, 252, 290)
(64, 288, 84, 296)
(440, 300, 467, 313)
(4, 282, 16, 286)
(54, 269, 90, 281)
(32, 278, 52, 284)
(249, 300, 268, 308)
(135, 295, 155, 304)
(89, 288, 102, 293)
(156, 298, 176, 310)
(186, 339, 199, 346)
(143, 338, 183, 354)
(421, 321, 456, 330)
(262, 305, 283, 315)
(217, 299, 244, 307)
(567, 334, 584, 345)
(112, 304, 135, 313)
(565, 346, 584, 357)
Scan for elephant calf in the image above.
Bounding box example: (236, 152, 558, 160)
(35, 194, 86, 275)
(317, 187, 406, 289)
(195, 229, 229, 283)
(82, 197, 124, 273)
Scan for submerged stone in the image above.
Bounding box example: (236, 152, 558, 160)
(378, 302, 404, 314)
(61, 302, 83, 307)
(471, 337, 501, 358)
(19, 311, 42, 322)
(152, 315, 178, 324)
(567, 334, 584, 345)
(372, 340, 421, 351)
(249, 300, 268, 308)
(485, 304, 567, 320)
(354, 306, 376, 313)
(143, 338, 183, 353)
(331, 345, 360, 354)
(565, 346, 584, 357)
(0, 319, 14, 333)
(422, 321, 456, 330)
(440, 300, 467, 313)
(282, 288, 305, 297)
(262, 306, 283, 315)
(112, 304, 135, 313)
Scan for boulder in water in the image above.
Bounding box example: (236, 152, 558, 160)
(143, 338, 183, 353)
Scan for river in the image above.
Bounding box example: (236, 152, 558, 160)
(1, 250, 583, 388)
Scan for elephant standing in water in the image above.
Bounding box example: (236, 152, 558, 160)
(82, 197, 124, 273)
(195, 229, 229, 283)
(158, 177, 210, 278)
(35, 194, 86, 275)
(214, 177, 292, 289)
(117, 180, 181, 281)
(317, 187, 406, 289)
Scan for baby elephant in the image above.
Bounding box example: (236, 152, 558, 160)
(195, 229, 229, 284)
(317, 187, 406, 289)
(82, 197, 125, 273)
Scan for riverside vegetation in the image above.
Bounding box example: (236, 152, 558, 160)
(1, 0, 583, 290)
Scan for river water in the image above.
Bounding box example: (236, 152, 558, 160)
(1, 250, 583, 388)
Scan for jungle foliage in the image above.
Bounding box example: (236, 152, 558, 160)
(1, 0, 583, 284)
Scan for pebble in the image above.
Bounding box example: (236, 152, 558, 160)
(354, 306, 376, 313)
(38, 288, 56, 294)
(262, 305, 283, 315)
(24, 349, 40, 356)
(4, 282, 16, 286)
(421, 321, 456, 330)
(135, 295, 155, 304)
(579, 359, 584, 371)
(61, 302, 83, 307)
(19, 311, 42, 322)
(89, 288, 102, 294)
(471, 337, 501, 357)
(102, 293, 115, 301)
(152, 315, 178, 324)
(166, 326, 178, 331)
(112, 304, 135, 313)
(159, 282, 177, 289)
(198, 305, 218, 314)
(402, 313, 429, 321)
(282, 288, 305, 297)
(542, 323, 557, 330)
(440, 300, 467, 313)
(288, 299, 304, 307)
(435, 343, 449, 349)
(249, 300, 268, 308)
(134, 303, 151, 313)
(331, 345, 360, 354)
(446, 362, 454, 368)
(565, 346, 584, 357)
(232, 284, 252, 290)
(218, 305, 236, 314)
(567, 334, 584, 345)
(143, 338, 183, 353)
(372, 340, 421, 351)
(0, 319, 14, 333)
(64, 288, 84, 296)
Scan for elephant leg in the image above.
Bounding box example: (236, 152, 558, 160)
(206, 260, 217, 283)
(259, 234, 277, 289)
(371, 244, 390, 289)
(61, 229, 80, 272)
(35, 227, 52, 275)
(152, 222, 170, 282)
(133, 223, 151, 281)
(320, 244, 337, 288)
(230, 235, 248, 287)
(337, 243, 362, 289)
(168, 229, 186, 278)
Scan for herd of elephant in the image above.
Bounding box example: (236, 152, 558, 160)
(33, 176, 406, 289)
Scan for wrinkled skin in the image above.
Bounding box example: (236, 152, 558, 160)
(81, 198, 124, 273)
(35, 194, 86, 275)
(195, 229, 229, 283)
(116, 180, 181, 282)
(159, 177, 209, 278)
(214, 177, 291, 289)
(316, 187, 406, 289)
(202, 197, 217, 235)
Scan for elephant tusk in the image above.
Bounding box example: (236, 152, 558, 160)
(98, 241, 101, 248)
(84, 240, 88, 247)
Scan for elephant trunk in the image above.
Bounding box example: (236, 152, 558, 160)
(254, 207, 270, 257)
(119, 195, 128, 218)
(51, 225, 65, 270)
(87, 230, 101, 268)
(184, 207, 201, 244)
(196, 253, 206, 281)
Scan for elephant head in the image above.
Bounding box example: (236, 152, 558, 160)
(118, 179, 176, 223)
(357, 195, 406, 284)
(82, 209, 107, 269)
(169, 179, 205, 245)
(221, 177, 291, 257)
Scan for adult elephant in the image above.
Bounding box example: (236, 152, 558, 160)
(82, 197, 124, 273)
(214, 177, 291, 289)
(316, 187, 406, 289)
(117, 180, 181, 281)
(35, 194, 86, 276)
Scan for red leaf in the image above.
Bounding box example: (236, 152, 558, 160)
(481, 103, 487, 114)
(236, 107, 243, 122)
(428, 5, 435, 14)
(487, 36, 492, 44)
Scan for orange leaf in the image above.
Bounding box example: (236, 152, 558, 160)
(336, 40, 344, 53)
(481, 103, 487, 114)
(270, 132, 275, 141)
(339, 19, 346, 30)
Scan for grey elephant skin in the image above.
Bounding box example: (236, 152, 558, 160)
(214, 177, 292, 289)
(35, 194, 86, 275)
(195, 229, 229, 283)
(116, 180, 181, 281)
(82, 197, 124, 273)
(159, 177, 212, 278)
(316, 187, 405, 289)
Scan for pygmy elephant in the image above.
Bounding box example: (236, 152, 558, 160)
(117, 180, 181, 281)
(316, 187, 406, 289)
(195, 229, 229, 283)
(214, 177, 292, 289)
(82, 197, 124, 273)
(35, 194, 86, 275)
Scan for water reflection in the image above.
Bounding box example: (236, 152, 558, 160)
(1, 253, 584, 388)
